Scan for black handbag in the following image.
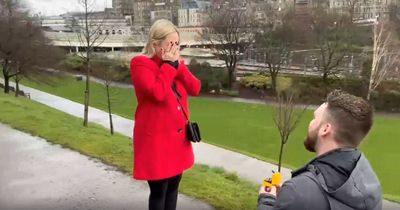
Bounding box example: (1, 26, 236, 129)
(172, 84, 201, 143)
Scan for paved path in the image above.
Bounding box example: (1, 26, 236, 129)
(1, 78, 399, 209)
(2, 80, 293, 183)
(0, 124, 214, 210)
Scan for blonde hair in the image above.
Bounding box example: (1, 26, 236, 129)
(142, 19, 179, 57)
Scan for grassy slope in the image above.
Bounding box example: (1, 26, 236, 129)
(16, 76, 400, 202)
(0, 92, 259, 210)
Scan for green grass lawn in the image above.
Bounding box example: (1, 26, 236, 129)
(0, 92, 258, 210)
(14, 75, 400, 202)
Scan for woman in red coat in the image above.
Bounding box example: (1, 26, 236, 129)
(130, 19, 201, 210)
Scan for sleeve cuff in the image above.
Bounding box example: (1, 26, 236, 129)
(258, 193, 276, 200)
(258, 193, 276, 207)
(164, 60, 179, 69)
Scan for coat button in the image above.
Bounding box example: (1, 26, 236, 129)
(177, 128, 183, 133)
(177, 106, 182, 110)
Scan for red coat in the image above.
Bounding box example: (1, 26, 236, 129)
(130, 55, 201, 181)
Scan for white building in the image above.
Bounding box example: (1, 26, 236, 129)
(328, 0, 398, 21)
(178, 8, 203, 26)
(112, 0, 134, 16)
(178, 0, 210, 27)
(151, 9, 173, 23)
(40, 16, 73, 32)
(41, 12, 132, 36)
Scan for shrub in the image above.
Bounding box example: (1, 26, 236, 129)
(91, 58, 130, 82)
(64, 54, 84, 71)
(64, 55, 130, 83)
(371, 90, 400, 112)
(239, 74, 271, 90)
(239, 73, 292, 93)
(188, 59, 228, 93)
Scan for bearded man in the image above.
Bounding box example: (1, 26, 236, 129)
(257, 90, 382, 210)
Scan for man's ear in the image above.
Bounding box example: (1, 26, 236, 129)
(320, 123, 332, 137)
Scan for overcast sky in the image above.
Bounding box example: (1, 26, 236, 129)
(24, 0, 112, 16)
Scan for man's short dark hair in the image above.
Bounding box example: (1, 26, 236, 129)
(325, 90, 373, 147)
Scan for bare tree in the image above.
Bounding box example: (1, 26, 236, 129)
(254, 10, 298, 94)
(73, 0, 109, 127)
(345, 0, 363, 22)
(273, 91, 306, 172)
(367, 19, 399, 100)
(97, 66, 116, 135)
(105, 75, 115, 135)
(12, 18, 64, 97)
(92, 59, 119, 135)
(0, 0, 21, 93)
(14, 47, 64, 97)
(310, 7, 352, 84)
(201, 0, 254, 89)
(0, 0, 64, 94)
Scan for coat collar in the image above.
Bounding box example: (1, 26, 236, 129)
(291, 148, 358, 177)
(151, 55, 163, 67)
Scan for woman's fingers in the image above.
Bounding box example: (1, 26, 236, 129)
(172, 45, 177, 54)
(161, 43, 180, 62)
(173, 45, 180, 58)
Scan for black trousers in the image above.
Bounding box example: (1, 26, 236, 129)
(147, 174, 182, 210)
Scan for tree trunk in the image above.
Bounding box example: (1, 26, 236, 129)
(321, 69, 330, 96)
(4, 76, 10, 94)
(83, 0, 91, 127)
(2, 62, 10, 94)
(15, 75, 19, 97)
(278, 139, 285, 172)
(83, 60, 90, 127)
(322, 71, 329, 85)
(367, 78, 373, 101)
(83, 89, 89, 126)
(270, 71, 278, 95)
(106, 84, 114, 135)
(227, 67, 235, 90)
(367, 90, 372, 101)
(268, 63, 279, 95)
